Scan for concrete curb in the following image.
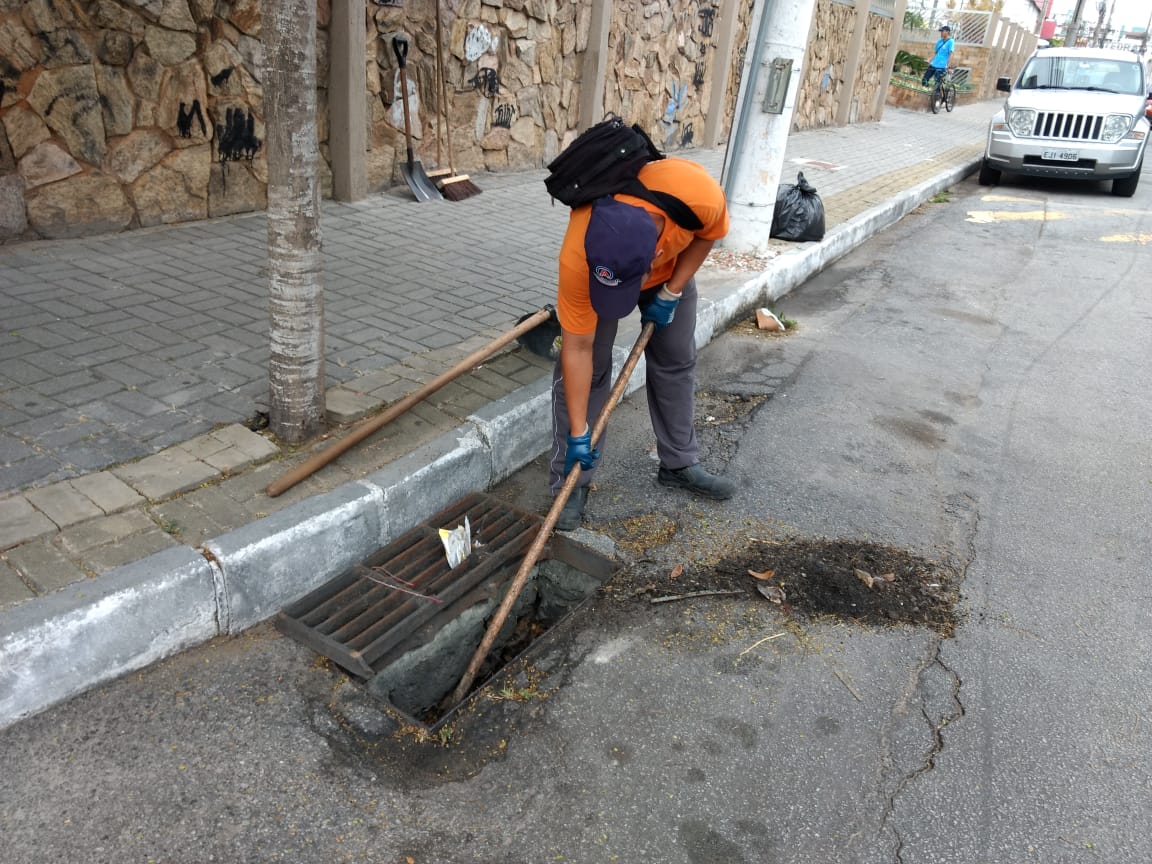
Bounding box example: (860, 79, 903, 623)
(0, 161, 979, 730)
(0, 547, 218, 725)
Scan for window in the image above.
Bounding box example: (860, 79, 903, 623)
(1016, 56, 1144, 95)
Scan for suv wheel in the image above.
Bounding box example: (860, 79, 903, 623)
(978, 160, 1001, 186)
(1111, 162, 1142, 197)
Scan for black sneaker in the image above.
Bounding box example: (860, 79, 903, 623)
(555, 486, 589, 531)
(657, 464, 736, 500)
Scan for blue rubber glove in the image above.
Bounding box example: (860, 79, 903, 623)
(564, 429, 600, 476)
(640, 288, 680, 330)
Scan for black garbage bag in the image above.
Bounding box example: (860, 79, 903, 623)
(770, 171, 825, 242)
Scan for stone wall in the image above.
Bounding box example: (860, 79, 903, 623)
(600, 0, 734, 154)
(793, 0, 852, 131)
(377, 0, 755, 175)
(0, 0, 303, 240)
(792, 0, 894, 132)
(368, 0, 582, 181)
(0, 0, 751, 242)
(852, 13, 890, 122)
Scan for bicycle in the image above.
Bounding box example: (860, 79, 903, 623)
(927, 68, 957, 114)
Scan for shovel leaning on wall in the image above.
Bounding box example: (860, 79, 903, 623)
(391, 35, 442, 202)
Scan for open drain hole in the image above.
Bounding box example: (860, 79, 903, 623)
(366, 550, 602, 727)
(277, 494, 618, 732)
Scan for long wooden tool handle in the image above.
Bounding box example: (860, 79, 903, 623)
(265, 307, 555, 498)
(439, 12, 458, 174)
(391, 36, 416, 165)
(450, 322, 656, 705)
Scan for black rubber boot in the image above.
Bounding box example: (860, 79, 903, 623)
(555, 486, 589, 531)
(657, 464, 736, 500)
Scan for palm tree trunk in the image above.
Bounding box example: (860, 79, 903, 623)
(262, 0, 325, 443)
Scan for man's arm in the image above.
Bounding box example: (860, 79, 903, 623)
(665, 236, 715, 295)
(560, 328, 595, 436)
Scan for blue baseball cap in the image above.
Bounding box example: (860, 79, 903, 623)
(584, 197, 658, 319)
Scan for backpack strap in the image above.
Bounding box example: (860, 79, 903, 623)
(624, 124, 704, 231)
(620, 176, 705, 232)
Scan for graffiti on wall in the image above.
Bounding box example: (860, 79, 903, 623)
(659, 80, 688, 148)
(698, 5, 718, 38)
(470, 68, 500, 98)
(217, 108, 261, 162)
(464, 24, 497, 62)
(493, 103, 515, 128)
(177, 100, 207, 138)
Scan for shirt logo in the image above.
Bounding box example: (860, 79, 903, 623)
(592, 265, 621, 286)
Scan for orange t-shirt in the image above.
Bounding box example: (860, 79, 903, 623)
(557, 158, 729, 335)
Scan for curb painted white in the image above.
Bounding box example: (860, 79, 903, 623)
(206, 482, 388, 634)
(0, 547, 217, 727)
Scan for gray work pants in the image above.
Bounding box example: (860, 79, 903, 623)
(548, 278, 699, 494)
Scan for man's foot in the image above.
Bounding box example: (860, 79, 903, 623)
(555, 486, 589, 531)
(657, 464, 736, 500)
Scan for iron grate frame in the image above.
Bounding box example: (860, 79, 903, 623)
(276, 492, 619, 695)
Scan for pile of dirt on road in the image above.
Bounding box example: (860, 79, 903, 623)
(624, 536, 960, 636)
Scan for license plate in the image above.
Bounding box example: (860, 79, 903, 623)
(1042, 149, 1079, 162)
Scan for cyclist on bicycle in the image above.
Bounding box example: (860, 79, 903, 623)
(921, 24, 955, 90)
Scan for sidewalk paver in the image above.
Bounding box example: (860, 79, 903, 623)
(0, 496, 56, 549)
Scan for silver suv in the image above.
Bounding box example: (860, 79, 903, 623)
(979, 47, 1148, 197)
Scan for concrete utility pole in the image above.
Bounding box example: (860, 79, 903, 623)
(1101, 0, 1116, 48)
(1090, 0, 1109, 48)
(721, 0, 817, 253)
(1066, 0, 1086, 45)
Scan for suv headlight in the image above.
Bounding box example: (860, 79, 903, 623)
(1008, 108, 1036, 137)
(1101, 114, 1133, 143)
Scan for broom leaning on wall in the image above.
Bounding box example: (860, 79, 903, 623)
(433, 2, 481, 201)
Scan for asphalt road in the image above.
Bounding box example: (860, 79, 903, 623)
(1, 169, 1150, 864)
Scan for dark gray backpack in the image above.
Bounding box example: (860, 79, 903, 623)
(544, 115, 703, 231)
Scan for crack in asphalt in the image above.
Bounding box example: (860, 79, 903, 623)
(881, 499, 980, 864)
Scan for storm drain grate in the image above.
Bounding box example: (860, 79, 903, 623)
(279, 492, 621, 727)
(276, 493, 544, 679)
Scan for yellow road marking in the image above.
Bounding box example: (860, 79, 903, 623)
(1100, 232, 1152, 244)
(981, 194, 1043, 203)
(966, 210, 1069, 223)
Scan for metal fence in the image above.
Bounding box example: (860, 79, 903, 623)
(828, 0, 898, 16)
(904, 3, 993, 45)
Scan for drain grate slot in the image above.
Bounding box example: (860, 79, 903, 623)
(278, 493, 542, 678)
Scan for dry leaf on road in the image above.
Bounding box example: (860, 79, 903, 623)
(748, 568, 776, 581)
(854, 568, 875, 588)
(670, 564, 684, 580)
(756, 584, 786, 604)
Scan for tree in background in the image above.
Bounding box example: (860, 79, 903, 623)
(261, 0, 326, 443)
(904, 9, 927, 29)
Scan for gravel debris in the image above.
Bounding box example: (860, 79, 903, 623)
(703, 247, 778, 272)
